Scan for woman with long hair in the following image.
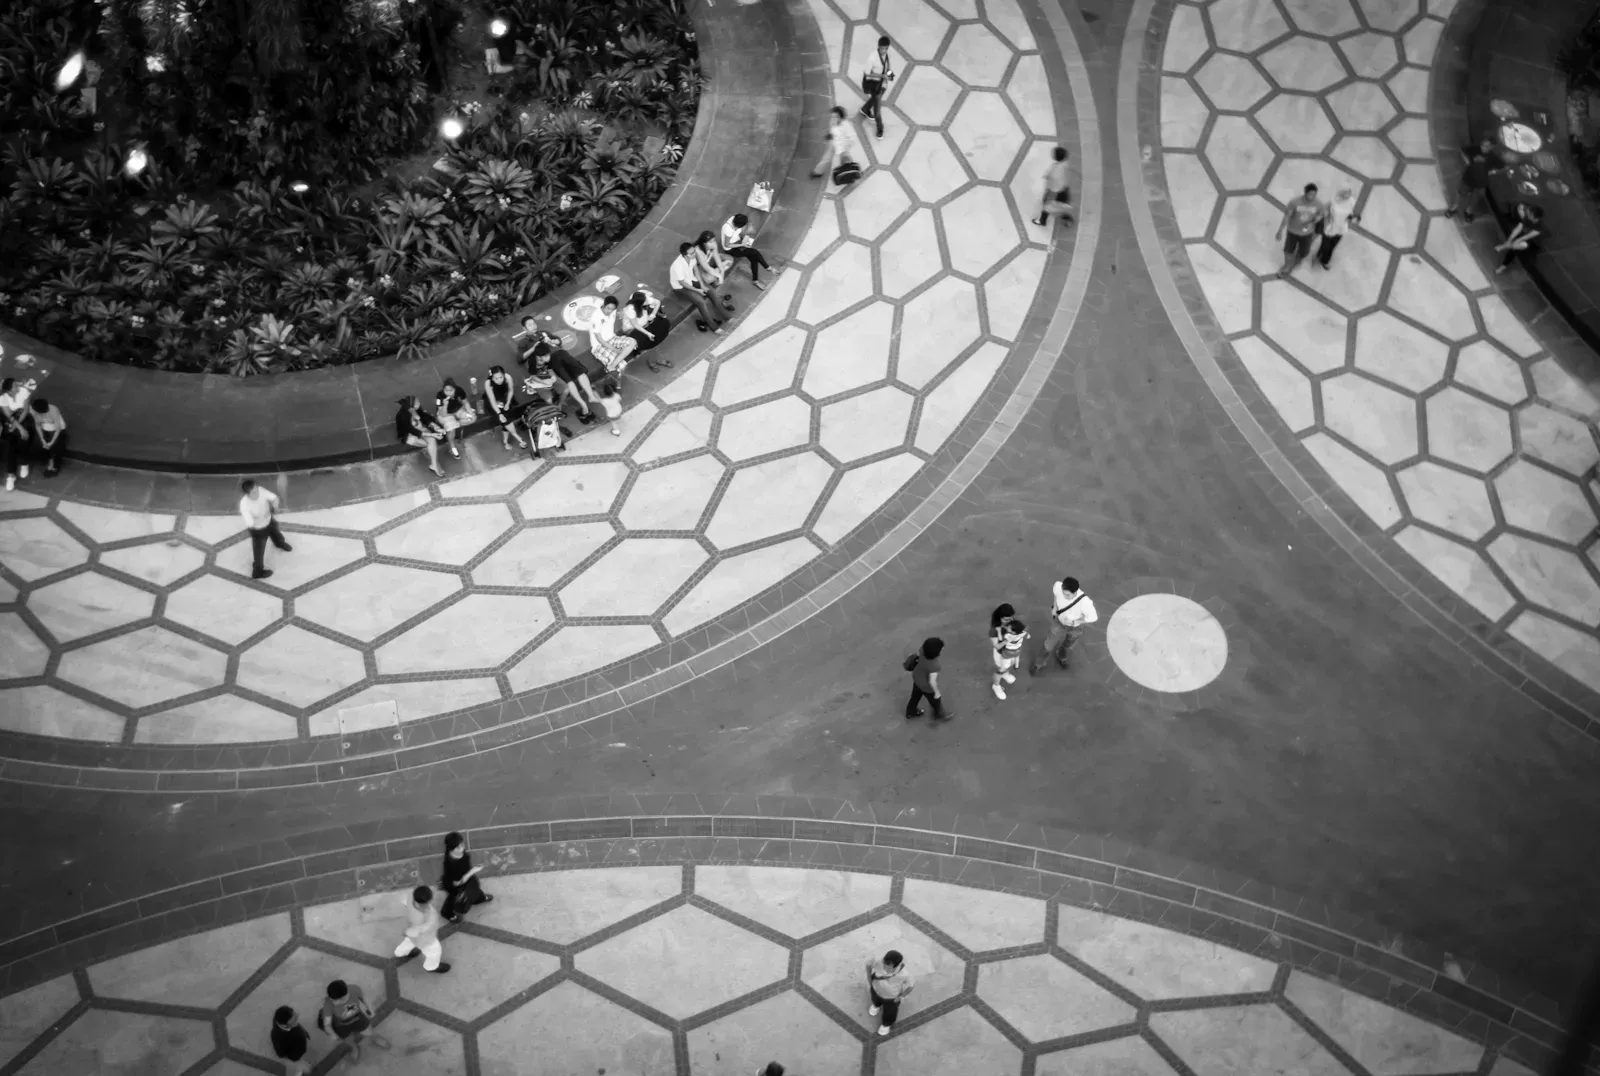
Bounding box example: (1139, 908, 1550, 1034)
(482, 365, 526, 451)
(434, 377, 474, 458)
(620, 288, 673, 372)
(439, 831, 493, 923)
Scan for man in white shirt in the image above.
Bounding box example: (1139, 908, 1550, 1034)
(811, 106, 863, 182)
(1036, 146, 1073, 227)
(394, 885, 452, 974)
(238, 478, 292, 580)
(670, 240, 727, 335)
(1029, 575, 1098, 675)
(720, 213, 773, 290)
(0, 376, 34, 491)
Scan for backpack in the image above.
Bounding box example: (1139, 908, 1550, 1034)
(833, 160, 862, 186)
(902, 653, 919, 671)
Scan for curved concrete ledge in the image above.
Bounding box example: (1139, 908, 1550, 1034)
(0, 0, 828, 473)
(0, 800, 1575, 1075)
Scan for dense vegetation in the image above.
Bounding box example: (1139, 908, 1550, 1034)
(0, 0, 700, 374)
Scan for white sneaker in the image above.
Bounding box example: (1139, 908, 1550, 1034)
(1001, 672, 1016, 684)
(878, 1025, 891, 1037)
(18, 465, 28, 478)
(4, 475, 12, 491)
(992, 683, 1006, 700)
(868, 1005, 880, 1016)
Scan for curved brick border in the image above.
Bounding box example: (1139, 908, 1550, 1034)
(0, 799, 1578, 1075)
(1119, 0, 1600, 740)
(0, 0, 824, 472)
(0, 0, 1106, 783)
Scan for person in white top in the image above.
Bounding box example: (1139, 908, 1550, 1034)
(720, 213, 773, 290)
(590, 295, 637, 374)
(858, 35, 894, 139)
(1036, 146, 1073, 227)
(238, 478, 292, 580)
(670, 240, 727, 335)
(0, 375, 34, 490)
(394, 885, 451, 974)
(1316, 187, 1362, 270)
(1028, 575, 1098, 675)
(811, 106, 863, 181)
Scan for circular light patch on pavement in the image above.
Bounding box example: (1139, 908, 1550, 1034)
(1106, 594, 1228, 693)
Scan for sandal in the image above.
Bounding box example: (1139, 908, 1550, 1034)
(647, 359, 662, 373)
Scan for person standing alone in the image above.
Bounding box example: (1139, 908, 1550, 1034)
(865, 949, 915, 1036)
(1029, 576, 1097, 675)
(904, 637, 951, 721)
(238, 479, 291, 581)
(859, 35, 894, 140)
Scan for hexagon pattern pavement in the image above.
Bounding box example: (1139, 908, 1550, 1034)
(1157, 0, 1600, 694)
(0, 0, 1067, 746)
(0, 864, 1514, 1076)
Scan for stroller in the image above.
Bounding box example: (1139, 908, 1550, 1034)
(519, 402, 568, 460)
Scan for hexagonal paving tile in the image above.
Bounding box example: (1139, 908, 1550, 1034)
(1509, 611, 1600, 692)
(1323, 373, 1420, 463)
(1326, 81, 1398, 130)
(711, 324, 807, 407)
(795, 241, 876, 325)
(820, 386, 916, 463)
(518, 461, 631, 520)
(1282, 0, 1362, 34)
(1300, 231, 1390, 312)
(1154, 1004, 1354, 1076)
(478, 981, 673, 1076)
(58, 626, 226, 708)
(1388, 116, 1432, 159)
(1426, 389, 1513, 473)
(986, 0, 1036, 49)
(706, 453, 835, 548)
(1203, 116, 1276, 191)
(1389, 260, 1474, 344)
(1193, 53, 1272, 112)
(1254, 93, 1338, 155)
(401, 934, 558, 1020)
(1056, 904, 1276, 998)
(1338, 34, 1400, 82)
(1353, 310, 1448, 391)
(28, 571, 154, 643)
(1516, 403, 1599, 475)
(472, 866, 682, 944)
(1166, 154, 1219, 238)
(1488, 533, 1600, 624)
(576, 905, 786, 1019)
(897, 276, 982, 387)
(1258, 37, 1346, 92)
(237, 624, 366, 707)
(377, 593, 554, 674)
(1360, 185, 1422, 250)
(843, 169, 915, 242)
(1306, 431, 1404, 525)
(802, 914, 966, 1026)
(1494, 461, 1599, 543)
(941, 185, 1022, 276)
(897, 65, 963, 128)
(805, 303, 896, 396)
(978, 954, 1136, 1040)
(98, 541, 207, 586)
(472, 521, 615, 588)
(219, 531, 366, 591)
(1235, 337, 1315, 431)
(559, 538, 707, 617)
(1357, 0, 1422, 32)
(947, 91, 1027, 182)
(88, 915, 290, 1007)
(1531, 357, 1600, 416)
(718, 396, 814, 461)
(295, 563, 462, 642)
(1453, 341, 1529, 404)
(1403, 16, 1444, 65)
(0, 974, 79, 1069)
(56, 503, 175, 543)
(905, 878, 1045, 950)
(1388, 65, 1430, 113)
(374, 502, 515, 565)
(1206, 0, 1291, 51)
(1213, 195, 1291, 276)
(1396, 525, 1517, 620)
(1162, 77, 1211, 149)
(1260, 282, 1350, 373)
(618, 455, 725, 531)
(942, 23, 1013, 87)
(875, 0, 951, 58)
(505, 622, 661, 690)
(0, 517, 89, 581)
(18, 1009, 213, 1076)
(0, 612, 50, 679)
(1007, 54, 1055, 137)
(1038, 1039, 1183, 1076)
(881, 1006, 1022, 1072)
(695, 865, 891, 937)
(1330, 134, 1400, 180)
(1396, 462, 1497, 538)
(878, 211, 945, 298)
(1286, 970, 1484, 1075)
(688, 990, 861, 1075)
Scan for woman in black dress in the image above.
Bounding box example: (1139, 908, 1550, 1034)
(482, 365, 526, 451)
(620, 288, 674, 373)
(440, 831, 493, 922)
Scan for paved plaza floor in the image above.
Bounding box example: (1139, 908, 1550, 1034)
(0, 864, 1541, 1076)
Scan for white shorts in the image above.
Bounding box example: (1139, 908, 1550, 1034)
(993, 649, 1021, 672)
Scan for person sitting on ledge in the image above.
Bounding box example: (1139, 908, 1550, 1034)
(396, 395, 446, 477)
(434, 377, 474, 459)
(620, 287, 673, 371)
(590, 295, 638, 376)
(1494, 203, 1544, 275)
(520, 317, 599, 425)
(25, 396, 67, 477)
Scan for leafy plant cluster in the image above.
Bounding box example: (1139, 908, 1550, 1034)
(0, 0, 701, 375)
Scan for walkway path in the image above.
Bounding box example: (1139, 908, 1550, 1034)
(0, 860, 1543, 1076)
(0, 0, 1077, 750)
(1148, 0, 1600, 701)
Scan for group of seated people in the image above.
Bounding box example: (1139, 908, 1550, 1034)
(393, 211, 774, 474)
(0, 375, 67, 491)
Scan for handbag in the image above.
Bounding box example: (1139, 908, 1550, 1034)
(861, 72, 884, 95)
(902, 653, 919, 671)
(832, 159, 862, 185)
(746, 180, 774, 212)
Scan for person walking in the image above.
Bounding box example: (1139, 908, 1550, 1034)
(317, 979, 387, 1065)
(239, 479, 292, 581)
(394, 885, 452, 974)
(720, 213, 774, 290)
(858, 35, 894, 139)
(1274, 183, 1325, 277)
(1316, 188, 1361, 270)
(988, 604, 1028, 700)
(904, 637, 950, 721)
(1029, 576, 1098, 675)
(865, 949, 915, 1037)
(24, 397, 67, 477)
(440, 831, 494, 923)
(1035, 146, 1073, 227)
(671, 241, 728, 335)
(270, 1005, 312, 1076)
(811, 106, 864, 185)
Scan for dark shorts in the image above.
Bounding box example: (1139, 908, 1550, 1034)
(331, 1013, 370, 1039)
(1283, 231, 1314, 258)
(547, 350, 586, 385)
